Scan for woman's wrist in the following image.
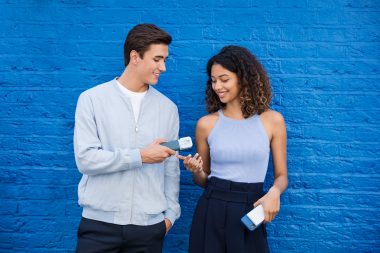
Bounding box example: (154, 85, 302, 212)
(192, 169, 208, 187)
(193, 168, 204, 176)
(193, 168, 207, 180)
(269, 185, 281, 196)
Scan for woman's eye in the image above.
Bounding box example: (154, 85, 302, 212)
(221, 79, 229, 83)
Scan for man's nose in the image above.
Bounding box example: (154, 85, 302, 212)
(159, 62, 166, 72)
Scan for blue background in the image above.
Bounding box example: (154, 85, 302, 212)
(1, 0, 379, 252)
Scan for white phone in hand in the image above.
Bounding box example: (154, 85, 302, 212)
(241, 204, 265, 231)
(161, 137, 193, 151)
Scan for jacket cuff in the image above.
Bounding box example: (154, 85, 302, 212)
(128, 148, 143, 169)
(164, 209, 178, 226)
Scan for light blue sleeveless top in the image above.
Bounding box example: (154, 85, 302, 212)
(208, 110, 270, 183)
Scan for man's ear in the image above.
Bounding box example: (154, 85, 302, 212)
(130, 50, 140, 65)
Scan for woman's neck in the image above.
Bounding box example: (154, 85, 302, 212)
(223, 101, 244, 120)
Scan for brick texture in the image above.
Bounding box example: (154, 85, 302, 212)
(0, 1, 379, 252)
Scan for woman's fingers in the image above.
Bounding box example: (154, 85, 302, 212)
(198, 160, 204, 172)
(265, 206, 279, 222)
(268, 211, 274, 222)
(189, 153, 199, 163)
(178, 153, 203, 173)
(189, 156, 203, 172)
(268, 209, 278, 222)
(193, 155, 203, 171)
(254, 196, 280, 223)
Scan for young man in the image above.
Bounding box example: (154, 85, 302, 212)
(74, 24, 180, 253)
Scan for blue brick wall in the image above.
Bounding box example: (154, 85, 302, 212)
(1, 1, 379, 252)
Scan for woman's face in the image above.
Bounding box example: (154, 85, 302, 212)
(210, 63, 241, 104)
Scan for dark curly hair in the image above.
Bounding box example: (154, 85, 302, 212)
(206, 45, 272, 118)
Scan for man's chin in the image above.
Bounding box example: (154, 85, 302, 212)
(148, 79, 159, 85)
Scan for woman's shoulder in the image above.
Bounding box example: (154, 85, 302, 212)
(259, 109, 285, 127)
(196, 112, 219, 132)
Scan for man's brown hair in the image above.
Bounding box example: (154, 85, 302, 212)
(124, 24, 172, 66)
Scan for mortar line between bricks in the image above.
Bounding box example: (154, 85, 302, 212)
(288, 172, 380, 177)
(3, 56, 380, 63)
(286, 189, 380, 194)
(1, 74, 380, 79)
(284, 203, 380, 208)
(2, 119, 379, 127)
(1, 71, 380, 78)
(1, 20, 380, 26)
(3, 140, 380, 146)
(1, 91, 379, 96)
(1, 86, 380, 92)
(2, 166, 77, 170)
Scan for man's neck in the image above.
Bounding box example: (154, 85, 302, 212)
(118, 67, 148, 93)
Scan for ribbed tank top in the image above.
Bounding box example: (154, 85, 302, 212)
(208, 110, 270, 183)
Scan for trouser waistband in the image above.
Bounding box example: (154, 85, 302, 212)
(205, 177, 264, 204)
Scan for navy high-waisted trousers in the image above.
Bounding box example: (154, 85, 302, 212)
(189, 177, 270, 253)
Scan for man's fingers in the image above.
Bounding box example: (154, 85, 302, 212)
(155, 138, 166, 144)
(177, 154, 190, 160)
(166, 148, 176, 156)
(159, 145, 175, 156)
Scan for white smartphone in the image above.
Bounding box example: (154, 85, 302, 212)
(161, 137, 193, 151)
(241, 204, 265, 231)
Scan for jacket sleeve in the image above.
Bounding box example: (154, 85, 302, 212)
(73, 92, 142, 176)
(163, 106, 181, 225)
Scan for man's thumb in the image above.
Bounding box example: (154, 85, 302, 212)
(155, 138, 166, 144)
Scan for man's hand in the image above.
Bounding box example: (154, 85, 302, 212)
(140, 138, 176, 163)
(164, 218, 172, 235)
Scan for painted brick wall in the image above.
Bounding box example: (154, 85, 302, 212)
(1, 0, 379, 252)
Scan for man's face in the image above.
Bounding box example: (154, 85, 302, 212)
(136, 44, 169, 85)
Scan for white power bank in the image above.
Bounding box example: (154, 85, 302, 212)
(241, 204, 265, 231)
(161, 137, 193, 151)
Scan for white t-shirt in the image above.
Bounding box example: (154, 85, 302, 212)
(116, 80, 147, 123)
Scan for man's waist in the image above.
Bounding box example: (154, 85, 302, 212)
(82, 206, 164, 226)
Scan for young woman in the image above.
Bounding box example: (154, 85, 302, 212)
(178, 46, 288, 252)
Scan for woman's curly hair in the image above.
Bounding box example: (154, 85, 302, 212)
(206, 45, 272, 118)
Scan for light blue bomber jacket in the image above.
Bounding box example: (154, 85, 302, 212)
(74, 79, 180, 226)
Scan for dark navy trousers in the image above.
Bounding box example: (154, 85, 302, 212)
(189, 177, 270, 253)
(76, 217, 166, 253)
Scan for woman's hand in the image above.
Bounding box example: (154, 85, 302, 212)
(177, 153, 203, 174)
(253, 186, 281, 223)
